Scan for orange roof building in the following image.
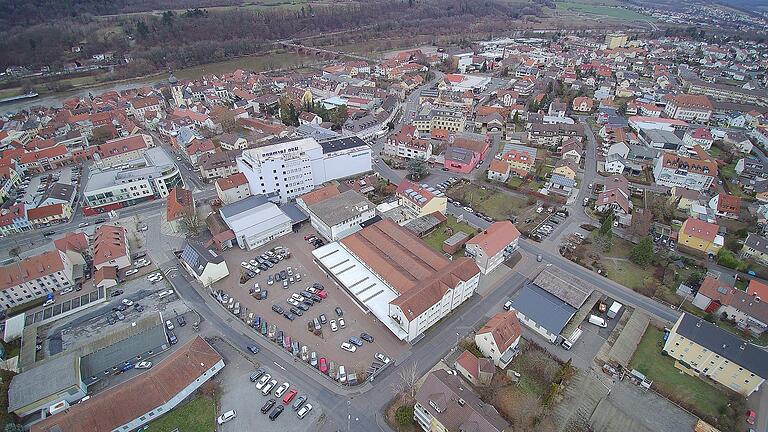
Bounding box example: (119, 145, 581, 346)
(465, 221, 521, 273)
(475, 311, 523, 367)
(0, 250, 75, 309)
(93, 225, 131, 270)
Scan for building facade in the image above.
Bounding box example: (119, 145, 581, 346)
(0, 250, 75, 310)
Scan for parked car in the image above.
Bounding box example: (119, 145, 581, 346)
(330, 320, 338, 332)
(319, 358, 328, 373)
(256, 374, 272, 390)
(249, 368, 266, 382)
(297, 403, 313, 419)
(349, 336, 364, 347)
(374, 352, 390, 364)
(335, 307, 344, 317)
(247, 344, 260, 354)
(338, 317, 346, 328)
(360, 332, 374, 343)
(341, 342, 357, 353)
(136, 361, 153, 369)
(274, 382, 290, 398)
(176, 315, 186, 326)
(217, 410, 237, 425)
(282, 389, 297, 405)
(746, 410, 757, 425)
(269, 405, 284, 421)
(122, 298, 133, 306)
(261, 399, 276, 414)
(165, 320, 174, 331)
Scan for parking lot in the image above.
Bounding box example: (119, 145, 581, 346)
(213, 339, 327, 432)
(529, 206, 571, 241)
(212, 223, 407, 382)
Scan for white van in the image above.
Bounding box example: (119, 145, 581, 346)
(338, 365, 347, 383)
(607, 301, 623, 319)
(588, 315, 607, 328)
(503, 300, 513, 311)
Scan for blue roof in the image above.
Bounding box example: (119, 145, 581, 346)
(510, 283, 576, 336)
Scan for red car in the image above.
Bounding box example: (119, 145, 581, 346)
(317, 290, 328, 299)
(319, 357, 328, 373)
(282, 389, 297, 405)
(746, 409, 756, 425)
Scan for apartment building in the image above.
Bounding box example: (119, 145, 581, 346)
(237, 136, 371, 203)
(0, 250, 75, 309)
(528, 123, 584, 147)
(664, 313, 768, 396)
(93, 224, 131, 270)
(395, 180, 447, 218)
(82, 147, 182, 216)
(384, 125, 433, 160)
(215, 172, 251, 204)
(741, 233, 768, 266)
(664, 94, 713, 123)
(652, 145, 717, 191)
(198, 150, 240, 181)
(412, 107, 466, 134)
(465, 221, 520, 274)
(687, 79, 768, 107)
(475, 311, 523, 368)
(94, 134, 154, 168)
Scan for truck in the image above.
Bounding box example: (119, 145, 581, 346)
(607, 301, 623, 319)
(588, 314, 607, 328)
(561, 327, 583, 350)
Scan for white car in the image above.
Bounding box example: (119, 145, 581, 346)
(374, 352, 390, 364)
(59, 287, 74, 295)
(287, 298, 299, 307)
(217, 410, 236, 425)
(255, 374, 271, 390)
(136, 361, 153, 369)
(240, 262, 251, 269)
(261, 379, 277, 396)
(165, 320, 174, 331)
(462, 206, 473, 212)
(125, 269, 139, 276)
(341, 342, 357, 353)
(122, 298, 133, 306)
(274, 382, 290, 398)
(297, 403, 313, 419)
(338, 317, 346, 328)
(147, 273, 163, 282)
(330, 320, 338, 332)
(78, 222, 89, 228)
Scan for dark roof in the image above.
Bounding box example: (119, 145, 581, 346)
(318, 135, 368, 153)
(510, 283, 576, 335)
(676, 313, 768, 378)
(181, 241, 225, 276)
(281, 202, 309, 224)
(219, 193, 277, 219)
(445, 146, 474, 164)
(744, 233, 768, 256)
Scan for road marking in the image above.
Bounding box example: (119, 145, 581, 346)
(273, 361, 285, 371)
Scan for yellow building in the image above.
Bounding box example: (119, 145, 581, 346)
(413, 108, 466, 134)
(664, 313, 768, 396)
(27, 203, 73, 227)
(552, 160, 578, 180)
(678, 217, 723, 257)
(396, 180, 448, 218)
(605, 32, 628, 49)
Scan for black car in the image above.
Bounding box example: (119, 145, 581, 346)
(283, 311, 295, 321)
(276, 331, 283, 344)
(134, 304, 144, 312)
(261, 399, 276, 414)
(360, 332, 374, 343)
(309, 294, 322, 303)
(250, 368, 266, 382)
(259, 263, 270, 271)
(319, 314, 327, 324)
(269, 405, 284, 420)
(167, 330, 177, 344)
(110, 289, 124, 297)
(247, 344, 260, 354)
(253, 316, 261, 328)
(246, 270, 256, 278)
(95, 218, 107, 223)
(296, 303, 310, 311)
(269, 257, 280, 264)
(349, 336, 364, 347)
(312, 283, 324, 291)
(112, 304, 128, 312)
(290, 307, 303, 317)
(335, 307, 344, 317)
(265, 260, 274, 268)
(302, 300, 314, 309)
(107, 314, 117, 325)
(176, 315, 186, 326)
(272, 304, 284, 314)
(259, 290, 268, 300)
(300, 290, 313, 299)
(42, 231, 55, 236)
(279, 270, 288, 279)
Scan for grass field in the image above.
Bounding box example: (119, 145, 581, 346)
(597, 236, 658, 293)
(630, 327, 730, 418)
(554, 0, 656, 22)
(422, 215, 476, 256)
(447, 183, 531, 220)
(148, 394, 216, 432)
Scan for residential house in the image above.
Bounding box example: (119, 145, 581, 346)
(725, 132, 754, 154)
(487, 159, 510, 182)
(595, 175, 632, 216)
(464, 221, 520, 274)
(682, 127, 714, 150)
(474, 311, 523, 368)
(413, 370, 509, 432)
(663, 313, 768, 396)
(528, 123, 584, 147)
(199, 150, 240, 181)
(560, 138, 583, 164)
(53, 232, 89, 267)
(27, 203, 72, 227)
(455, 350, 494, 386)
(216, 133, 248, 151)
(298, 111, 322, 126)
(384, 125, 433, 161)
(93, 224, 131, 270)
(215, 173, 251, 204)
(95, 134, 153, 168)
(179, 241, 230, 287)
(692, 276, 734, 313)
(552, 159, 578, 180)
(500, 144, 537, 177)
(670, 187, 701, 210)
(741, 233, 768, 266)
(572, 96, 594, 113)
(604, 153, 627, 174)
(166, 187, 194, 233)
(396, 180, 447, 218)
(708, 193, 741, 219)
(678, 217, 723, 257)
(720, 279, 768, 336)
(443, 133, 489, 173)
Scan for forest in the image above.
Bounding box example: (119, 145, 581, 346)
(0, 0, 545, 75)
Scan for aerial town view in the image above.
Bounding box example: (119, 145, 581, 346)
(2, 0, 768, 431)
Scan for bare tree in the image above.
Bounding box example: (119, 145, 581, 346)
(180, 208, 201, 237)
(627, 208, 652, 241)
(391, 362, 419, 403)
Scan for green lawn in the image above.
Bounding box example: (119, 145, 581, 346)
(630, 327, 729, 418)
(554, 1, 657, 21)
(597, 236, 658, 293)
(422, 215, 476, 256)
(447, 183, 531, 220)
(147, 394, 216, 432)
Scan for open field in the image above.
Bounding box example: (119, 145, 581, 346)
(629, 327, 729, 419)
(148, 394, 216, 432)
(447, 182, 531, 220)
(553, 0, 657, 22)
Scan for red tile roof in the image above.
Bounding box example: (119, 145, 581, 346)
(716, 194, 741, 214)
(0, 251, 66, 291)
(477, 311, 522, 353)
(488, 159, 509, 174)
(682, 217, 719, 242)
(97, 135, 149, 158)
(466, 221, 520, 257)
(215, 173, 249, 191)
(166, 187, 193, 222)
(27, 204, 66, 221)
(747, 280, 768, 300)
(93, 225, 128, 266)
(299, 184, 341, 206)
(54, 232, 89, 253)
(31, 337, 222, 432)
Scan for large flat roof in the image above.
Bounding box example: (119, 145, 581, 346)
(8, 353, 81, 413)
(510, 283, 576, 336)
(532, 267, 593, 308)
(312, 242, 408, 340)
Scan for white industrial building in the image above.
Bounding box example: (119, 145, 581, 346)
(296, 185, 376, 241)
(237, 136, 372, 203)
(219, 195, 293, 250)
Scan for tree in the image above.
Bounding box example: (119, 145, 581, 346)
(135, 20, 149, 38)
(406, 157, 428, 180)
(395, 405, 414, 426)
(391, 362, 418, 403)
(630, 236, 654, 265)
(180, 208, 201, 237)
(627, 208, 652, 241)
(161, 11, 175, 26)
(599, 213, 614, 236)
(331, 105, 348, 129)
